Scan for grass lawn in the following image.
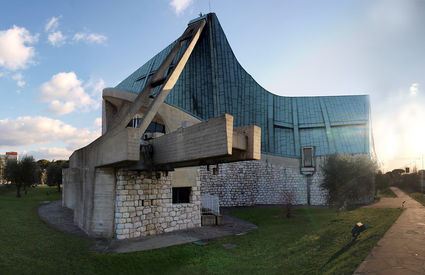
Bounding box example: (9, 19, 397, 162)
(0, 187, 402, 274)
(376, 187, 397, 198)
(409, 192, 425, 206)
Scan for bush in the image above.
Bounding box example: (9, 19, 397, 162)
(321, 154, 377, 208)
(394, 172, 423, 194)
(46, 160, 69, 192)
(375, 171, 391, 191)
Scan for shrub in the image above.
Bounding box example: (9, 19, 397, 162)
(321, 154, 377, 208)
(375, 170, 393, 192)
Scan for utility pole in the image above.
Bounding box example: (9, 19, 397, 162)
(421, 154, 424, 194)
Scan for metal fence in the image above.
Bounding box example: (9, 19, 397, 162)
(201, 193, 220, 215)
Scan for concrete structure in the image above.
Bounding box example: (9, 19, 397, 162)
(0, 152, 18, 182)
(114, 13, 372, 207)
(0, 152, 18, 164)
(63, 16, 260, 239)
(63, 13, 371, 239)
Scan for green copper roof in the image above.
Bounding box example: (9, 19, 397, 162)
(115, 13, 370, 158)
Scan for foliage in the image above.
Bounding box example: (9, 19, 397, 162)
(20, 156, 40, 194)
(375, 170, 391, 191)
(0, 187, 402, 274)
(46, 160, 68, 192)
(0, 156, 3, 181)
(376, 188, 397, 198)
(36, 159, 50, 170)
(3, 159, 22, 197)
(321, 154, 377, 208)
(3, 156, 40, 197)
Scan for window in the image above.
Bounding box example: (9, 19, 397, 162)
(172, 187, 191, 203)
(127, 119, 165, 134)
(302, 147, 314, 168)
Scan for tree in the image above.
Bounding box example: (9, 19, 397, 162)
(36, 159, 50, 185)
(4, 156, 40, 197)
(0, 156, 3, 183)
(4, 159, 23, 197)
(321, 154, 377, 209)
(20, 156, 40, 194)
(280, 187, 296, 218)
(46, 160, 68, 192)
(375, 170, 392, 191)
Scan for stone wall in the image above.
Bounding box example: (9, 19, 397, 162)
(114, 169, 201, 240)
(200, 157, 327, 206)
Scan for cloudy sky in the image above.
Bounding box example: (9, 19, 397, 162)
(0, 0, 424, 171)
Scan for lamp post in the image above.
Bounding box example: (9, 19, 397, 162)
(421, 154, 424, 194)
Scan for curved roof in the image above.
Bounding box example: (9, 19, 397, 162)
(115, 13, 370, 158)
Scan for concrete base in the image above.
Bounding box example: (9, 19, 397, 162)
(201, 214, 223, 226)
(201, 214, 217, 226)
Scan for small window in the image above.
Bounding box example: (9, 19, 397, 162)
(302, 147, 314, 168)
(172, 187, 191, 204)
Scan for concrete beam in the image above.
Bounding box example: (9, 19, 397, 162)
(150, 114, 233, 165)
(148, 115, 261, 168)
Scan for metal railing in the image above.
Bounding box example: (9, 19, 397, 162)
(201, 193, 220, 215)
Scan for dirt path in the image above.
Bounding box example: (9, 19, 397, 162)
(355, 187, 425, 274)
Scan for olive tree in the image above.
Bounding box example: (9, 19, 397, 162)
(321, 154, 377, 209)
(46, 160, 68, 192)
(4, 159, 23, 197)
(4, 156, 40, 197)
(21, 156, 40, 194)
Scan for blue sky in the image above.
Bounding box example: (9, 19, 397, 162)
(0, 0, 424, 170)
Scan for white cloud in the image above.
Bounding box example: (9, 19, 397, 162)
(0, 116, 100, 151)
(410, 83, 419, 96)
(45, 16, 60, 32)
(73, 32, 107, 44)
(12, 73, 25, 87)
(170, 0, 192, 14)
(85, 77, 105, 99)
(48, 31, 66, 47)
(94, 117, 102, 127)
(0, 25, 38, 71)
(31, 147, 73, 160)
(39, 72, 100, 115)
(16, 90, 21, 94)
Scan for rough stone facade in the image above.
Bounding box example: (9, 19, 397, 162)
(114, 169, 201, 240)
(200, 158, 327, 206)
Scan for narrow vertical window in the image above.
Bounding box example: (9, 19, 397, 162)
(302, 147, 313, 168)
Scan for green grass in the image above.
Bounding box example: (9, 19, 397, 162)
(0, 187, 402, 274)
(409, 192, 425, 206)
(376, 187, 397, 198)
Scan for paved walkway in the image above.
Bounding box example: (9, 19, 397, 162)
(38, 201, 257, 253)
(355, 187, 425, 274)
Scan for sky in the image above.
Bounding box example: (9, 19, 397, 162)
(0, 0, 424, 171)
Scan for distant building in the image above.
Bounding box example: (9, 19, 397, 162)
(0, 152, 18, 182)
(0, 152, 18, 164)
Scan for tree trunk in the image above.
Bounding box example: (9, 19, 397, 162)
(24, 185, 27, 195)
(57, 183, 61, 193)
(16, 184, 21, 198)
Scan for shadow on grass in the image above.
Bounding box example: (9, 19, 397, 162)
(320, 238, 358, 271)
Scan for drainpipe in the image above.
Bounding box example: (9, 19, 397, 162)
(306, 175, 312, 205)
